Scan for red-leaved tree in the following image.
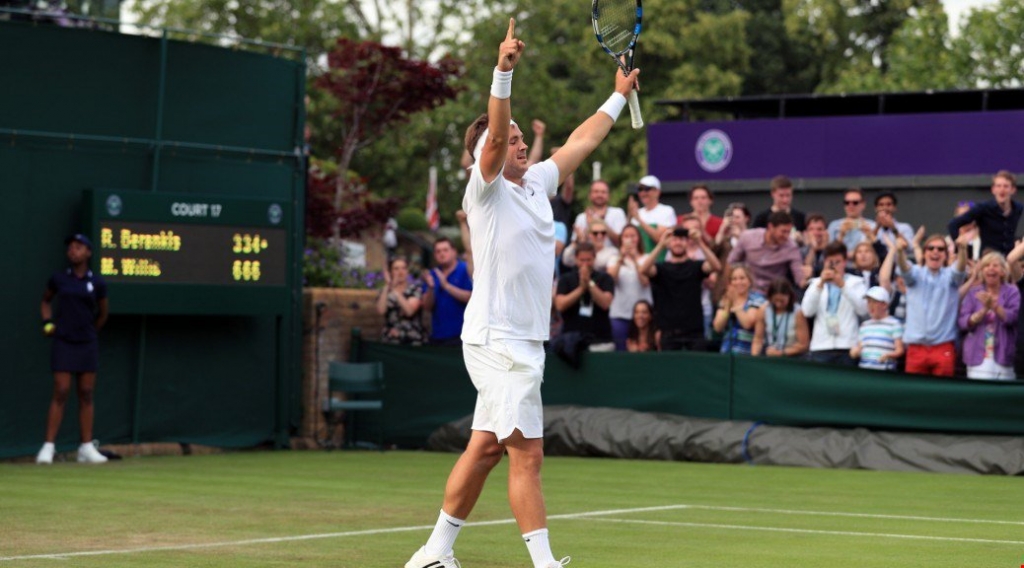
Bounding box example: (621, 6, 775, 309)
(314, 39, 464, 214)
(306, 167, 399, 239)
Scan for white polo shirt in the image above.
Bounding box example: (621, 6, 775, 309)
(636, 203, 677, 229)
(461, 159, 560, 344)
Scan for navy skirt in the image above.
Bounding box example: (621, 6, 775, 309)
(51, 338, 99, 373)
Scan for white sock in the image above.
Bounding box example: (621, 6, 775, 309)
(523, 528, 556, 568)
(423, 510, 464, 556)
(41, 442, 54, 451)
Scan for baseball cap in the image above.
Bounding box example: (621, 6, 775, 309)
(65, 233, 93, 250)
(864, 286, 890, 304)
(638, 175, 661, 190)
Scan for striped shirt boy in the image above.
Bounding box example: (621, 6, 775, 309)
(857, 316, 904, 371)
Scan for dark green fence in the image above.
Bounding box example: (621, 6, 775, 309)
(0, 21, 305, 459)
(357, 342, 1024, 448)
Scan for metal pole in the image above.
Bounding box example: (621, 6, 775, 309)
(131, 315, 147, 453)
(150, 29, 169, 191)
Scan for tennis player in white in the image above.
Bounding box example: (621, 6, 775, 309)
(405, 17, 639, 568)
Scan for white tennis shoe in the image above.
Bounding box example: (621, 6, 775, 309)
(404, 546, 461, 568)
(77, 442, 108, 464)
(36, 442, 55, 464)
(545, 557, 571, 567)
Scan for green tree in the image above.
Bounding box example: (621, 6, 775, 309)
(312, 39, 463, 213)
(352, 0, 755, 223)
(127, 0, 357, 59)
(822, 3, 958, 93)
(127, 0, 494, 61)
(784, 0, 944, 91)
(951, 0, 1024, 89)
(738, 0, 821, 95)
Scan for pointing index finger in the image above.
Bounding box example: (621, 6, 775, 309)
(506, 17, 516, 40)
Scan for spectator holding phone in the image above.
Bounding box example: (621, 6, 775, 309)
(607, 224, 651, 350)
(828, 188, 875, 254)
(642, 226, 721, 351)
(715, 202, 751, 256)
(801, 213, 830, 281)
(801, 242, 868, 366)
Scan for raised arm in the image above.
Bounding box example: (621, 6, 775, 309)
(479, 19, 524, 183)
(694, 228, 722, 274)
(948, 204, 982, 241)
(640, 230, 671, 277)
(954, 231, 970, 273)
(894, 233, 912, 275)
(878, 235, 897, 293)
(551, 68, 639, 185)
(527, 119, 546, 166)
(1007, 238, 1024, 283)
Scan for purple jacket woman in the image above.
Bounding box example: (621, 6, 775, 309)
(958, 283, 1020, 367)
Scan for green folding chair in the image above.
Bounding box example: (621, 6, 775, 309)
(324, 361, 385, 449)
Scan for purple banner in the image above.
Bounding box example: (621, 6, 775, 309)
(648, 110, 1024, 181)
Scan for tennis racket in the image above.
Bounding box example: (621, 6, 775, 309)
(592, 0, 643, 129)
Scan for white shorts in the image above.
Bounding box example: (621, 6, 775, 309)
(463, 337, 545, 443)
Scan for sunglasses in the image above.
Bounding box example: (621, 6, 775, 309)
(844, 200, 862, 205)
(591, 230, 607, 236)
(925, 245, 945, 251)
(637, 186, 654, 192)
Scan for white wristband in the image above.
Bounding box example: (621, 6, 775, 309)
(598, 92, 627, 122)
(491, 67, 513, 99)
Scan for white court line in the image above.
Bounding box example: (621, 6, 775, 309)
(582, 517, 1024, 546)
(1, 503, 1019, 562)
(0, 505, 687, 562)
(681, 504, 1024, 526)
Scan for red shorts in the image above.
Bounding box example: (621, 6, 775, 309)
(905, 342, 956, 377)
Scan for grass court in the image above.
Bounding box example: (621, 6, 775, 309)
(2, 451, 1021, 567)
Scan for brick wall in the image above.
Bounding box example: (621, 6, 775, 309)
(300, 288, 383, 443)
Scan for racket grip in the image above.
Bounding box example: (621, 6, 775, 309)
(628, 90, 643, 129)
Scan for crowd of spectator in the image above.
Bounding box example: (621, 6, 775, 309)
(386, 124, 1022, 381)
(542, 170, 1022, 381)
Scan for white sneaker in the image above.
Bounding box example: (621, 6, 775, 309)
(404, 546, 461, 568)
(36, 442, 55, 464)
(77, 442, 108, 464)
(546, 557, 571, 568)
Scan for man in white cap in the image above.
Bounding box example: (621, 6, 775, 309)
(628, 174, 677, 261)
(850, 286, 905, 371)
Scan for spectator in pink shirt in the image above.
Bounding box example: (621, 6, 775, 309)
(727, 211, 806, 294)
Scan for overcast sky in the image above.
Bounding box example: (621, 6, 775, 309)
(943, 0, 998, 31)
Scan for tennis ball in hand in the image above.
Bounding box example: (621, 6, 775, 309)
(43, 322, 56, 336)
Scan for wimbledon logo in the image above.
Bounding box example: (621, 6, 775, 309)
(268, 203, 283, 225)
(695, 129, 733, 173)
(105, 194, 123, 217)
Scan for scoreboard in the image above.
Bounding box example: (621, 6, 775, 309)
(84, 189, 294, 315)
